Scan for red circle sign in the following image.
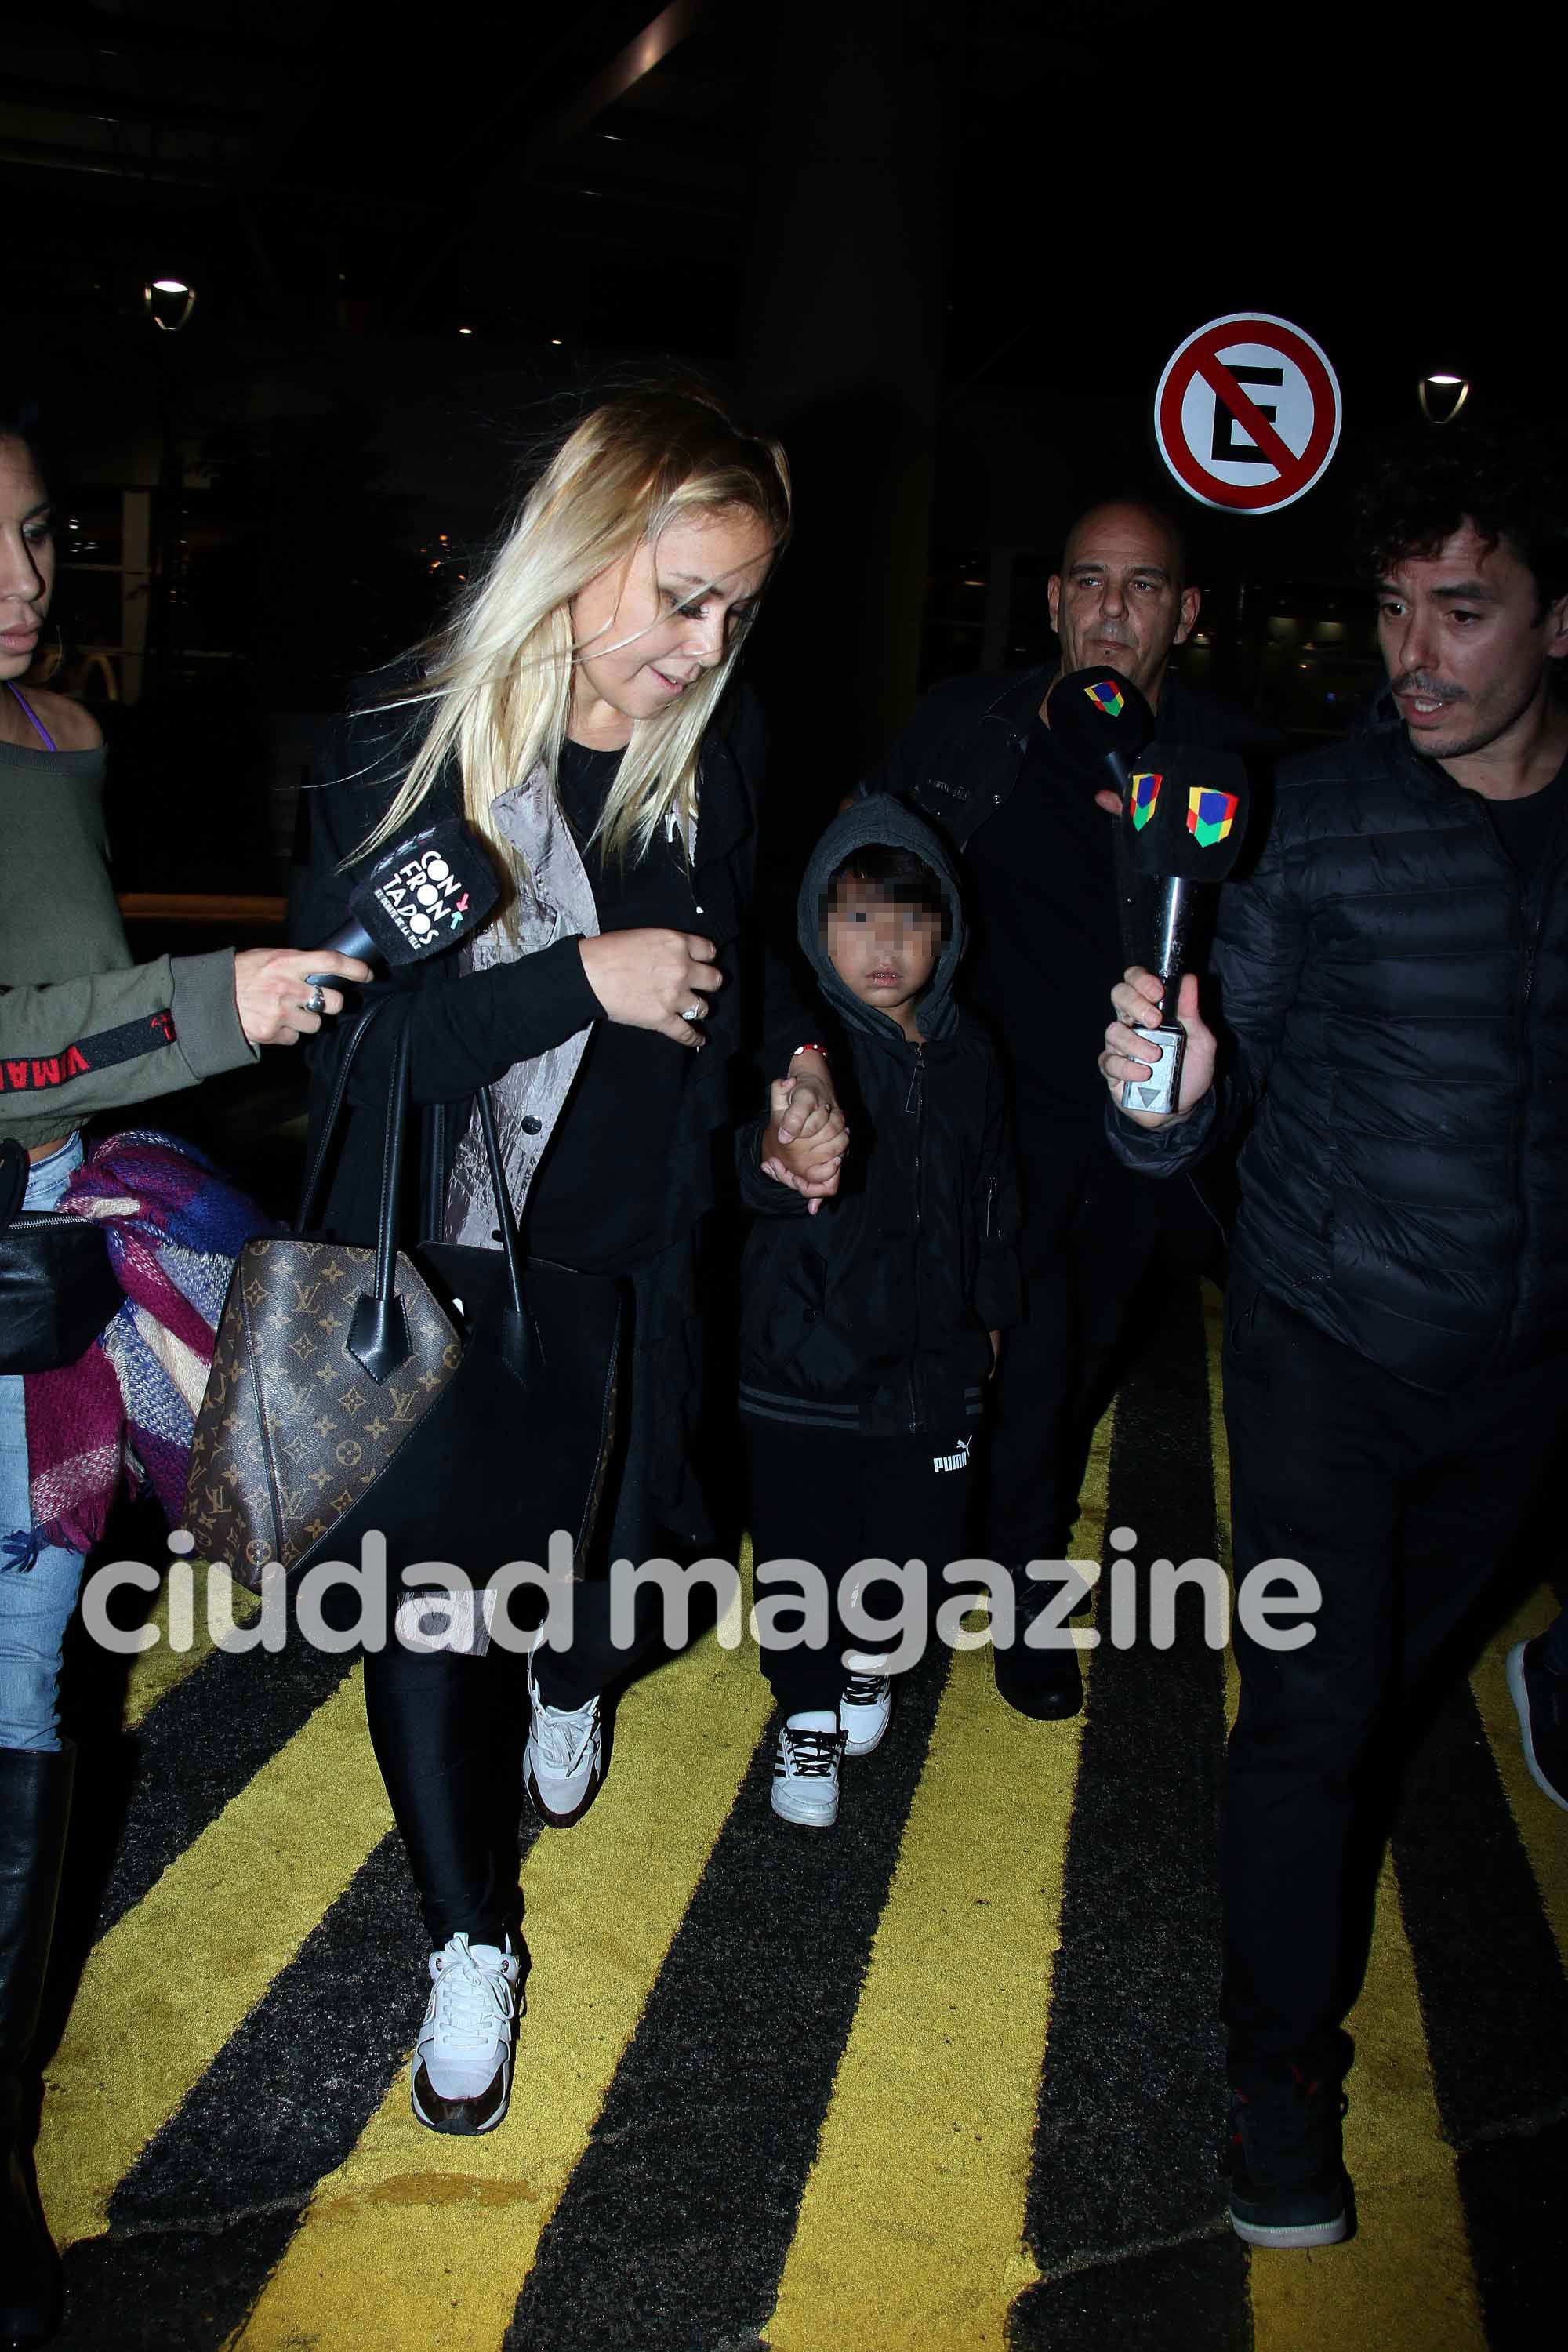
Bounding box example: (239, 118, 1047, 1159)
(1154, 314, 1341, 514)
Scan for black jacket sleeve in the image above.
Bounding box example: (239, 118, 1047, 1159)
(286, 713, 603, 1113)
(971, 1048, 1025, 1329)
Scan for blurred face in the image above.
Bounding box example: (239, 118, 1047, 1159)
(0, 437, 54, 681)
(1047, 503, 1199, 704)
(825, 880, 942, 1036)
(1377, 521, 1568, 763)
(568, 503, 775, 742)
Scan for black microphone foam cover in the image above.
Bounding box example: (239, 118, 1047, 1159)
(1121, 742, 1250, 881)
(345, 818, 501, 965)
(1047, 666, 1156, 773)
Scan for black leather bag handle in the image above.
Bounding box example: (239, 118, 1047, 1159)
(296, 994, 395, 1234)
(333, 1000, 540, 1390)
(346, 1011, 415, 1381)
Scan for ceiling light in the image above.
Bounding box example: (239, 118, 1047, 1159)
(1419, 373, 1470, 425)
(143, 278, 197, 332)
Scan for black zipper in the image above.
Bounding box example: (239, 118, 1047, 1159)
(906, 1041, 925, 1433)
(6, 1212, 80, 1232)
(982, 1174, 999, 1239)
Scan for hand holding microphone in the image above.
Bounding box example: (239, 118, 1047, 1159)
(1102, 968, 1218, 1127)
(234, 947, 372, 1046)
(1097, 741, 1250, 1123)
(252, 815, 502, 1047)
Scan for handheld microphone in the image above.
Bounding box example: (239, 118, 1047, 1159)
(307, 818, 500, 986)
(1046, 665, 1156, 797)
(1118, 742, 1250, 1117)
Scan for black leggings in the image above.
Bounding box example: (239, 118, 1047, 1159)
(362, 1638, 529, 1950)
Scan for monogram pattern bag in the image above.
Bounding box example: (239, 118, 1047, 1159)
(185, 1002, 623, 1595)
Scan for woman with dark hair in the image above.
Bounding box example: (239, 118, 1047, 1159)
(292, 383, 844, 2139)
(0, 417, 368, 2348)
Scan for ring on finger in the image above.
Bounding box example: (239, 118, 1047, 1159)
(680, 1001, 706, 1023)
(305, 988, 327, 1016)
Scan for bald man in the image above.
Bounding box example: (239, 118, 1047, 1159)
(863, 499, 1276, 1717)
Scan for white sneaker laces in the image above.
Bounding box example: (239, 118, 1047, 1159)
(531, 1685, 600, 1773)
(430, 1937, 513, 2051)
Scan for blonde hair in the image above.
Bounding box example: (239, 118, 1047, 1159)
(354, 386, 791, 895)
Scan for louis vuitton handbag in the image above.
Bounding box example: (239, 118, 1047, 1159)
(184, 1001, 623, 1600)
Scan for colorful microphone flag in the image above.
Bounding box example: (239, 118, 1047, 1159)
(1085, 680, 1126, 718)
(1130, 771, 1162, 830)
(1186, 787, 1240, 848)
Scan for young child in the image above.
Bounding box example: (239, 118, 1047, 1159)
(737, 797, 1022, 1826)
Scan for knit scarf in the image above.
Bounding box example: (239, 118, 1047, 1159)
(11, 1131, 274, 1563)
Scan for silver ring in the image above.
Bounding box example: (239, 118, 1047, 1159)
(305, 989, 327, 1016)
(680, 1002, 706, 1023)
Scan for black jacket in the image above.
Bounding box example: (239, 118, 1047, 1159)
(288, 678, 770, 1246)
(736, 797, 1023, 1439)
(861, 662, 1280, 854)
(1111, 714, 1568, 1391)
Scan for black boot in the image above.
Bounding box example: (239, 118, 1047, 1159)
(993, 1567, 1085, 1720)
(1, 1743, 75, 2352)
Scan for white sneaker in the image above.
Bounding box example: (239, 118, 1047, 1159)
(771, 1722, 845, 1828)
(524, 1657, 604, 1828)
(840, 1668, 893, 1758)
(410, 1933, 521, 2135)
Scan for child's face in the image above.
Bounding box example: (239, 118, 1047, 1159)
(825, 880, 942, 1029)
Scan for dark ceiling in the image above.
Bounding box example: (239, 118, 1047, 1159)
(13, 0, 1551, 388)
(7, 0, 1558, 590)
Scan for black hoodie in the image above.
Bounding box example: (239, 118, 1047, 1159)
(736, 797, 1023, 1439)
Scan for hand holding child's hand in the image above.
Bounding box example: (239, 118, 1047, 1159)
(760, 1077, 845, 1218)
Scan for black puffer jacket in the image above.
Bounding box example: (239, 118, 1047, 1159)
(1112, 715, 1568, 1391)
(736, 797, 1022, 1439)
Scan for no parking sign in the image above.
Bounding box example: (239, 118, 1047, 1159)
(1154, 313, 1341, 514)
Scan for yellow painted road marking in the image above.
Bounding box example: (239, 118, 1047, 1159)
(1248, 1854, 1486, 2352)
(122, 1563, 261, 1732)
(38, 1668, 391, 2249)
(1471, 1588, 1568, 1973)
(229, 1615, 771, 2352)
(764, 1413, 1109, 2351)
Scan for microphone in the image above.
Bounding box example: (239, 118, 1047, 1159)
(1045, 665, 1156, 797)
(307, 818, 500, 986)
(1117, 742, 1250, 1117)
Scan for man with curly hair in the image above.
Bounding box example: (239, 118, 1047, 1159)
(1098, 424, 1568, 2250)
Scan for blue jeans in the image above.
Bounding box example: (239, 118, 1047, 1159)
(0, 1134, 88, 1751)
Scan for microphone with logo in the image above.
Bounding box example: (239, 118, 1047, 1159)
(1117, 742, 1250, 1118)
(306, 817, 500, 988)
(1045, 664, 1156, 797)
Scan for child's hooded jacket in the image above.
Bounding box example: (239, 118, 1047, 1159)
(736, 797, 1022, 1439)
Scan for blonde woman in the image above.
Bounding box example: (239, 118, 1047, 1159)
(291, 384, 840, 2136)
